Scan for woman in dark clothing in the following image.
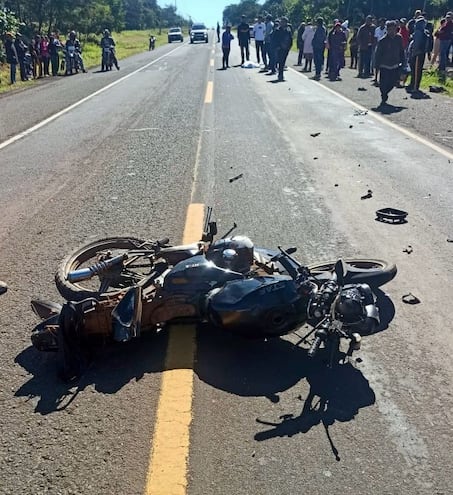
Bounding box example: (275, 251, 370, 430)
(328, 22, 347, 80)
(296, 22, 305, 65)
(4, 32, 18, 84)
(349, 27, 358, 69)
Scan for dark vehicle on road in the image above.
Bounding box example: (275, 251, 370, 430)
(168, 27, 183, 43)
(190, 23, 208, 43)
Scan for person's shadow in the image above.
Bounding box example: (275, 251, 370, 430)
(372, 104, 407, 114)
(254, 359, 375, 461)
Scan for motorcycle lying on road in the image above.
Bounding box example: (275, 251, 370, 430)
(31, 208, 397, 380)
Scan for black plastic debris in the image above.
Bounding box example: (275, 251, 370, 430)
(447, 238, 453, 243)
(0, 281, 7, 295)
(376, 208, 408, 224)
(402, 293, 421, 305)
(403, 245, 413, 254)
(229, 173, 243, 183)
(357, 87, 367, 92)
(310, 132, 321, 137)
(361, 189, 373, 200)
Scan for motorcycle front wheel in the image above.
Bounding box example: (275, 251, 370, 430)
(55, 237, 155, 301)
(308, 259, 397, 288)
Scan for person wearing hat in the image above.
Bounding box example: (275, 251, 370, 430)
(357, 15, 376, 77)
(327, 21, 347, 81)
(407, 10, 423, 36)
(237, 15, 250, 64)
(4, 32, 18, 84)
(375, 20, 405, 106)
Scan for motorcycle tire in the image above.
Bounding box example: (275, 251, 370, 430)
(308, 259, 396, 288)
(55, 237, 152, 302)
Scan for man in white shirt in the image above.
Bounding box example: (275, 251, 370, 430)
(253, 15, 266, 64)
(373, 18, 387, 84)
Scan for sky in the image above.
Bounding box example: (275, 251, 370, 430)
(158, 1, 241, 28)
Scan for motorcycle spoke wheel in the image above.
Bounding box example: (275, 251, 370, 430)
(56, 237, 155, 301)
(308, 259, 397, 288)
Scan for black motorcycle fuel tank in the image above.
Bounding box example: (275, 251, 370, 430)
(163, 255, 243, 295)
(207, 275, 307, 338)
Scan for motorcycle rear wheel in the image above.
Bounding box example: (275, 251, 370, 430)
(55, 237, 154, 301)
(308, 259, 396, 288)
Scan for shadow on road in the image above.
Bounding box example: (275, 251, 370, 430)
(14, 331, 167, 415)
(371, 104, 407, 114)
(254, 360, 375, 460)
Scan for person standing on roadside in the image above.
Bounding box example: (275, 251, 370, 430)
(4, 32, 18, 84)
(15, 33, 28, 81)
(407, 17, 428, 93)
(312, 17, 327, 80)
(237, 15, 250, 65)
(372, 18, 387, 84)
(253, 15, 266, 64)
(217, 22, 221, 43)
(296, 21, 305, 65)
(437, 12, 453, 73)
(221, 25, 234, 69)
(327, 22, 347, 81)
(273, 16, 293, 82)
(349, 27, 359, 69)
(375, 20, 405, 106)
(301, 20, 315, 72)
(49, 34, 61, 76)
(264, 15, 274, 71)
(357, 15, 376, 77)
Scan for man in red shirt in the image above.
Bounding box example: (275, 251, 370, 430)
(438, 12, 452, 72)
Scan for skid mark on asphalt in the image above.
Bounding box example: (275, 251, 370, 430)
(145, 203, 204, 495)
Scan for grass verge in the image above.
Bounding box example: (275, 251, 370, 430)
(0, 30, 167, 95)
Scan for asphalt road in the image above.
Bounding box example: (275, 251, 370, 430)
(1, 38, 453, 495)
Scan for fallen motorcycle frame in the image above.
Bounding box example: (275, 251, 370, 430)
(30, 209, 397, 380)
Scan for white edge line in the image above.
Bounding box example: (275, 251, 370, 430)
(288, 67, 453, 161)
(0, 44, 186, 151)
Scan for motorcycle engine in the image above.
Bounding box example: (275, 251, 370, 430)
(206, 236, 254, 274)
(334, 284, 380, 335)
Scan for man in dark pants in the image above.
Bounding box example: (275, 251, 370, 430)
(407, 17, 428, 93)
(296, 21, 305, 65)
(237, 15, 250, 64)
(14, 33, 28, 81)
(221, 25, 234, 69)
(273, 17, 293, 81)
(375, 20, 405, 106)
(312, 17, 327, 80)
(357, 15, 376, 77)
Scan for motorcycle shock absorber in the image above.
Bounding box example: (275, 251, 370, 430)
(67, 254, 128, 283)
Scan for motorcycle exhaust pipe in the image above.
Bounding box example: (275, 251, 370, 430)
(67, 254, 128, 282)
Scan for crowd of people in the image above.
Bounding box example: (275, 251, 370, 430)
(221, 9, 453, 104)
(1, 29, 121, 85)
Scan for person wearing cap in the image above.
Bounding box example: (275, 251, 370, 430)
(407, 10, 423, 36)
(375, 20, 405, 106)
(327, 22, 347, 81)
(357, 15, 376, 77)
(237, 15, 250, 64)
(4, 32, 18, 84)
(437, 11, 453, 72)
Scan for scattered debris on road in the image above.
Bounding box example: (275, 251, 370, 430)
(349, 125, 354, 128)
(313, 157, 318, 160)
(354, 109, 368, 115)
(402, 293, 421, 305)
(403, 245, 413, 254)
(361, 189, 373, 200)
(375, 208, 408, 224)
(229, 173, 243, 183)
(447, 238, 453, 243)
(423, 193, 431, 199)
(429, 85, 446, 93)
(310, 132, 321, 137)
(334, 183, 339, 187)
(357, 87, 367, 92)
(0, 281, 7, 295)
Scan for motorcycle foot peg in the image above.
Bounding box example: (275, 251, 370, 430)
(351, 332, 362, 351)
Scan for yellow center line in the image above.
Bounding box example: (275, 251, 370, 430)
(144, 203, 205, 495)
(204, 80, 213, 103)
